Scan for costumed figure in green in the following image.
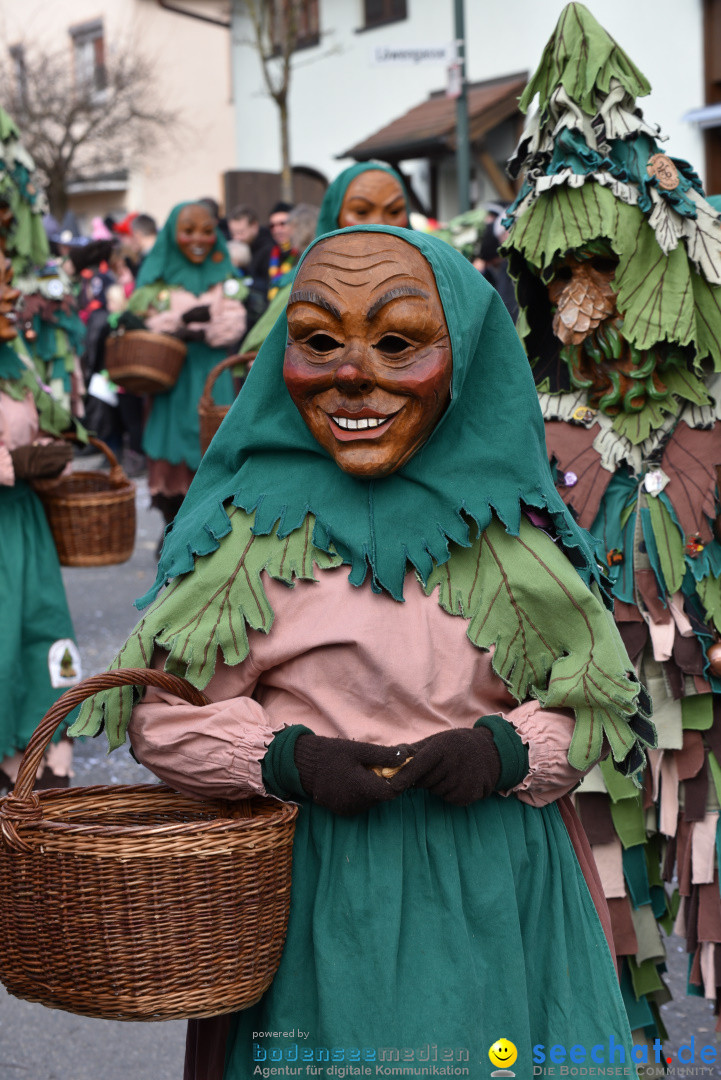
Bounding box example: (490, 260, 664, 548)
(503, 0, 721, 1043)
(17, 261, 86, 418)
(74, 225, 655, 1079)
(125, 201, 247, 528)
(0, 120, 82, 789)
(240, 163, 410, 356)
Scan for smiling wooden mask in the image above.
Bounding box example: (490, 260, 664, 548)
(283, 232, 452, 478)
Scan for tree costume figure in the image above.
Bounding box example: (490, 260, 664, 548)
(18, 262, 85, 418)
(0, 108, 82, 791)
(126, 201, 247, 527)
(74, 226, 654, 1079)
(503, 0, 721, 1041)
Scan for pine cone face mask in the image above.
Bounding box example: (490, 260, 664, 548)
(546, 247, 690, 418)
(547, 253, 618, 346)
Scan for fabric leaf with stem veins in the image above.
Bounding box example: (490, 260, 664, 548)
(70, 508, 342, 749)
(424, 515, 654, 774)
(72, 509, 653, 773)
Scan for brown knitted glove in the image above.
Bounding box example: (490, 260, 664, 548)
(388, 727, 501, 805)
(181, 304, 211, 324)
(11, 441, 73, 480)
(294, 733, 412, 816)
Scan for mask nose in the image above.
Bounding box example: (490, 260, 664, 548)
(333, 346, 376, 395)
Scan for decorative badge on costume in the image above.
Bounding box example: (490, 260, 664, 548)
(48, 639, 82, 688)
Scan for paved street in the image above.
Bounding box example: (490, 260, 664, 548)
(1, 459, 720, 1078)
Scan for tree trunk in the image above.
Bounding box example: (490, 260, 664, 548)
(279, 96, 293, 202)
(47, 173, 68, 220)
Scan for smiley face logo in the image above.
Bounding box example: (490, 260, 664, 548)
(488, 1038, 517, 1075)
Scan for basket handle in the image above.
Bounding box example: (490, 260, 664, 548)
(200, 352, 256, 409)
(0, 669, 210, 851)
(58, 431, 128, 486)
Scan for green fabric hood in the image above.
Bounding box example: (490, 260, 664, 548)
(139, 224, 604, 607)
(315, 163, 412, 237)
(135, 201, 236, 295)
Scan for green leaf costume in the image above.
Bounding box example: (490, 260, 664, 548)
(503, 0, 721, 1043)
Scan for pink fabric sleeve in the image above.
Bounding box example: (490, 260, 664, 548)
(500, 701, 587, 807)
(202, 284, 247, 349)
(0, 444, 14, 486)
(144, 287, 198, 335)
(128, 654, 286, 802)
(145, 308, 184, 335)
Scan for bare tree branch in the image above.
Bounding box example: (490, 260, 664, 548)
(0, 39, 178, 216)
(240, 0, 310, 200)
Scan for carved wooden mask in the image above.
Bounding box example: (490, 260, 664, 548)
(284, 232, 452, 478)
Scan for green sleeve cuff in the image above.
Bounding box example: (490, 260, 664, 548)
(261, 724, 313, 799)
(474, 715, 529, 791)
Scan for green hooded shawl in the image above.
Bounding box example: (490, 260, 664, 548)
(73, 226, 653, 776)
(135, 201, 236, 295)
(315, 162, 412, 237)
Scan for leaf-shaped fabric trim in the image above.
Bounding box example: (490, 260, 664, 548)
(69, 509, 343, 749)
(612, 206, 697, 353)
(680, 190, 721, 287)
(506, 179, 721, 375)
(645, 496, 685, 596)
(73, 509, 653, 776)
(611, 398, 676, 446)
(696, 576, 721, 636)
(518, 3, 651, 116)
(544, 419, 614, 530)
(661, 421, 721, 545)
(423, 515, 653, 774)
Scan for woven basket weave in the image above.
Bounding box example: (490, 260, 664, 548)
(198, 352, 255, 455)
(0, 668, 298, 1021)
(105, 329, 187, 395)
(34, 435, 136, 567)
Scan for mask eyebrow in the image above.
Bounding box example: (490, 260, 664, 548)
(288, 289, 341, 320)
(366, 286, 429, 321)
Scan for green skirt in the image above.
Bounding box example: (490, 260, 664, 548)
(142, 339, 234, 472)
(0, 483, 76, 759)
(224, 790, 634, 1079)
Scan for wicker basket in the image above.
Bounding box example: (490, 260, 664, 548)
(105, 329, 187, 395)
(198, 352, 255, 455)
(34, 435, 136, 567)
(0, 668, 298, 1021)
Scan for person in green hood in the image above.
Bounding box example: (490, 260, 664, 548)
(126, 201, 247, 532)
(75, 226, 653, 1080)
(314, 161, 410, 238)
(0, 243, 81, 793)
(240, 164, 411, 356)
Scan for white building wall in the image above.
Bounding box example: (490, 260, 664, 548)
(230, 0, 705, 213)
(0, 0, 235, 224)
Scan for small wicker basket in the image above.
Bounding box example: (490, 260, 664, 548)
(0, 668, 298, 1021)
(34, 435, 136, 567)
(105, 329, 187, 395)
(198, 352, 255, 455)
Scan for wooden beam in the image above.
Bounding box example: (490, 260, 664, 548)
(476, 146, 514, 202)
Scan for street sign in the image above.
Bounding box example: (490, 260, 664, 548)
(370, 43, 455, 66)
(446, 61, 462, 99)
